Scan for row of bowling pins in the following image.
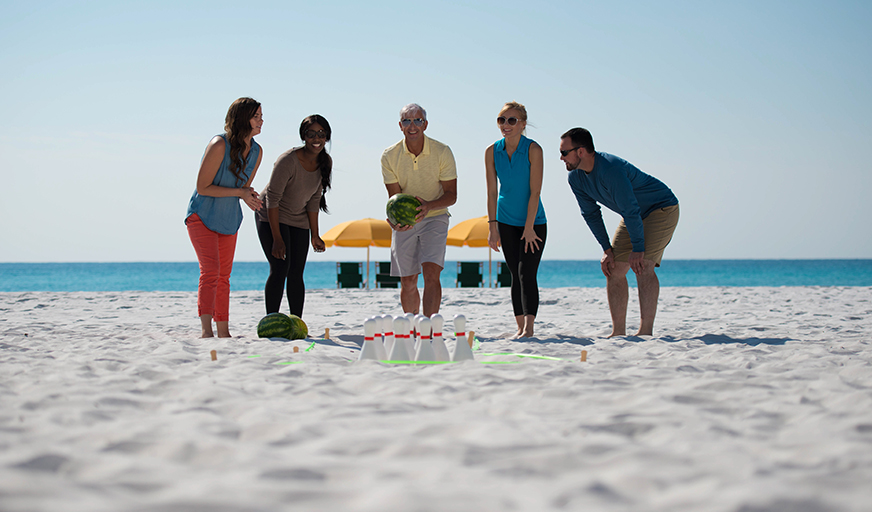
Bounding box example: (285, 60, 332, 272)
(358, 313, 474, 362)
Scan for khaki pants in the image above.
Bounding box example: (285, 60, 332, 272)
(612, 204, 679, 266)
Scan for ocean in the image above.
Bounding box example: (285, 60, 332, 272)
(1, 260, 871, 292)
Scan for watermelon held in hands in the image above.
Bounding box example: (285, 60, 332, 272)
(386, 193, 422, 227)
(287, 314, 308, 340)
(257, 312, 293, 339)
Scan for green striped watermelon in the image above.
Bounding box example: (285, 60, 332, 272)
(386, 193, 422, 227)
(287, 314, 308, 340)
(257, 312, 293, 339)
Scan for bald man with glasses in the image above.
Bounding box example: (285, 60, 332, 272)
(381, 103, 458, 316)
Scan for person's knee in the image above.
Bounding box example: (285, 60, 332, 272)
(608, 262, 631, 281)
(200, 274, 218, 286)
(400, 275, 418, 289)
(422, 263, 442, 282)
(637, 259, 657, 276)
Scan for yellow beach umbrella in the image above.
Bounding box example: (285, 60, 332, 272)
(322, 218, 393, 288)
(446, 215, 496, 286)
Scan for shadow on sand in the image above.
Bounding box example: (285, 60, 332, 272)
(692, 333, 792, 346)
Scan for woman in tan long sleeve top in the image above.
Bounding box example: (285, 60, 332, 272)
(255, 115, 332, 317)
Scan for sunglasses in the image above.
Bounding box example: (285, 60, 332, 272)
(497, 116, 520, 126)
(401, 118, 425, 127)
(560, 146, 583, 157)
(304, 129, 327, 139)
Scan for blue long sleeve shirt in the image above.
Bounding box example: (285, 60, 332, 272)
(567, 152, 678, 252)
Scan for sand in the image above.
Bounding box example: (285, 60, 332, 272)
(1, 286, 871, 511)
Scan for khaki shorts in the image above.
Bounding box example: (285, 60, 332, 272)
(612, 204, 679, 267)
(391, 214, 450, 277)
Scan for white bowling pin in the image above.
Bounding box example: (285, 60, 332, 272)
(404, 312, 416, 341)
(389, 316, 412, 361)
(382, 315, 395, 356)
(371, 316, 387, 360)
(401, 316, 416, 357)
(415, 317, 436, 361)
(373, 315, 383, 342)
(429, 314, 449, 361)
(358, 318, 379, 361)
(413, 314, 425, 351)
(452, 314, 474, 361)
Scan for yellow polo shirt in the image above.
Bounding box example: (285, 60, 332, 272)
(381, 135, 457, 218)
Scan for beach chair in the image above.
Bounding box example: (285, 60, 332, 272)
(497, 261, 513, 288)
(375, 261, 400, 288)
(456, 261, 484, 288)
(336, 262, 364, 288)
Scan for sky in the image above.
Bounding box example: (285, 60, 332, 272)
(1, 0, 870, 263)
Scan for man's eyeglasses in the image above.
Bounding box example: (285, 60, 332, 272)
(560, 146, 583, 157)
(304, 129, 327, 139)
(401, 118, 425, 127)
(497, 116, 519, 126)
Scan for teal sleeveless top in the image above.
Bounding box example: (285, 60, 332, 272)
(185, 135, 260, 235)
(494, 135, 546, 227)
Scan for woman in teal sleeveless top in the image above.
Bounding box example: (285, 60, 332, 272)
(485, 101, 547, 339)
(185, 97, 264, 338)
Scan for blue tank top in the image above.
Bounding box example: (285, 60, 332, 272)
(185, 135, 260, 235)
(494, 135, 546, 227)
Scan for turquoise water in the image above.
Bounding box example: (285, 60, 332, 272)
(1, 260, 871, 292)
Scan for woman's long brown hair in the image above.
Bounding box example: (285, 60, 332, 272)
(224, 97, 261, 186)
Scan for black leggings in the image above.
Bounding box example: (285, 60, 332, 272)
(498, 223, 547, 317)
(257, 221, 310, 316)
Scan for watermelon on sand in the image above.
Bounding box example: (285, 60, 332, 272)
(386, 193, 422, 227)
(257, 312, 293, 339)
(287, 314, 308, 340)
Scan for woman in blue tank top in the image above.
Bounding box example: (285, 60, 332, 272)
(185, 97, 264, 338)
(485, 101, 547, 339)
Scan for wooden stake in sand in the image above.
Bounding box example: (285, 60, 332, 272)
(293, 346, 299, 353)
(467, 331, 475, 348)
(324, 328, 330, 340)
(580, 350, 587, 362)
(210, 350, 217, 361)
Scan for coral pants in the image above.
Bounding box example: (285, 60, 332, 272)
(186, 214, 237, 321)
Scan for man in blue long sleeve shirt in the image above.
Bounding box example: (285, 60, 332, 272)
(560, 128, 679, 337)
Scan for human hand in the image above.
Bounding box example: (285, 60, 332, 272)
(628, 251, 645, 274)
(271, 238, 286, 260)
(414, 196, 432, 222)
(387, 218, 413, 232)
(521, 226, 541, 253)
(312, 236, 326, 253)
(600, 248, 616, 277)
(241, 188, 262, 211)
(487, 223, 501, 252)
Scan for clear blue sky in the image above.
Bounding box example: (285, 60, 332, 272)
(2, 0, 870, 263)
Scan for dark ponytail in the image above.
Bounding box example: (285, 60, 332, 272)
(299, 115, 332, 213)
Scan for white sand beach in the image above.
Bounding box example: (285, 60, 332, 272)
(1, 286, 871, 511)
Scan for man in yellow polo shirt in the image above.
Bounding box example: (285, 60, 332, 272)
(382, 103, 458, 316)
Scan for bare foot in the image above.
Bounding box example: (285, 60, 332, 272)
(199, 315, 214, 339)
(216, 321, 231, 338)
(607, 330, 626, 338)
